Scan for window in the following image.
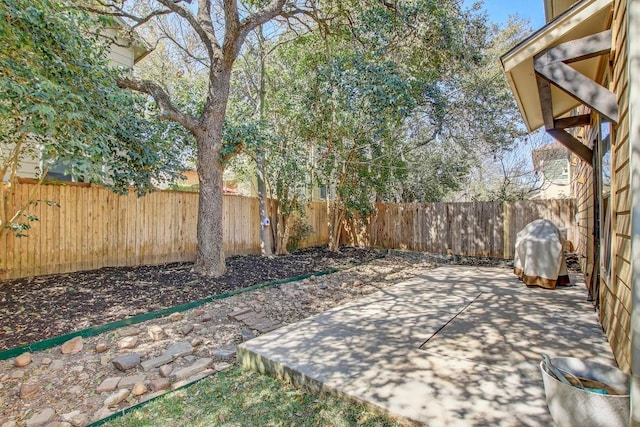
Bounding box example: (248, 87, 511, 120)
(598, 116, 612, 288)
(319, 185, 327, 200)
(600, 120, 611, 194)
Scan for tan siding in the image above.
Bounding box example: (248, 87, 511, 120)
(1, 142, 40, 180)
(571, 155, 595, 288)
(103, 27, 135, 69)
(598, 0, 631, 372)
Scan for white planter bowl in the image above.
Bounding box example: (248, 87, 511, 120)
(540, 356, 630, 427)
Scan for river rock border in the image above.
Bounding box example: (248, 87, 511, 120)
(0, 256, 432, 427)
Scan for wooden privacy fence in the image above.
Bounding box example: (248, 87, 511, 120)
(1, 181, 575, 280)
(362, 199, 576, 259)
(0, 182, 329, 280)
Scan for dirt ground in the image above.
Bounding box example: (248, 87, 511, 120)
(0, 246, 382, 351)
(0, 252, 450, 426)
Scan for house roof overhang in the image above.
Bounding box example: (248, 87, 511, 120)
(544, 0, 583, 22)
(113, 16, 151, 65)
(500, 0, 613, 133)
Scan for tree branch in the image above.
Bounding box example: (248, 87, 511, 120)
(155, 0, 221, 60)
(118, 77, 200, 134)
(229, 0, 288, 58)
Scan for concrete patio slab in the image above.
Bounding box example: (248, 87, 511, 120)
(238, 265, 616, 426)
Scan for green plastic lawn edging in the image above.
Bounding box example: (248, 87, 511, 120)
(0, 268, 341, 361)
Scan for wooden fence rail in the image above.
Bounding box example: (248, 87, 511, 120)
(1, 182, 575, 280)
(361, 199, 576, 259)
(0, 182, 328, 280)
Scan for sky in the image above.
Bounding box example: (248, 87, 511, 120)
(465, 0, 546, 29)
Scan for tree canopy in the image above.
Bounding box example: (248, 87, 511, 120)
(2, 0, 535, 274)
(0, 0, 189, 238)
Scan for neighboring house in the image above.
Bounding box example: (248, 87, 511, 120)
(502, 0, 638, 394)
(172, 169, 248, 196)
(7, 21, 149, 182)
(530, 142, 572, 199)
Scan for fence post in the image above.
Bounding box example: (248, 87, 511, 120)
(503, 201, 510, 259)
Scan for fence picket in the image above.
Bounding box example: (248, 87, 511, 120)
(0, 182, 576, 280)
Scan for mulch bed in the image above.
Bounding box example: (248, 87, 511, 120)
(0, 246, 382, 351)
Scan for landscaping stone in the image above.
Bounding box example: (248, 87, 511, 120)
(96, 377, 121, 393)
(139, 390, 167, 403)
(10, 371, 24, 379)
(118, 374, 146, 389)
(159, 365, 172, 378)
(111, 354, 141, 371)
(171, 369, 215, 390)
(162, 341, 193, 358)
(0, 255, 409, 427)
(92, 407, 113, 422)
(214, 363, 232, 371)
(26, 408, 55, 426)
(233, 311, 258, 322)
(353, 280, 363, 286)
(149, 378, 170, 392)
(14, 352, 32, 367)
(227, 308, 252, 320)
(49, 360, 64, 371)
(61, 337, 83, 354)
(148, 326, 164, 341)
(241, 329, 256, 341)
(132, 383, 147, 397)
(168, 313, 183, 322)
(169, 358, 212, 381)
(118, 336, 138, 349)
(140, 354, 174, 371)
(62, 410, 88, 427)
(104, 389, 129, 407)
(252, 319, 279, 333)
(19, 384, 39, 399)
(211, 345, 236, 359)
(200, 313, 213, 322)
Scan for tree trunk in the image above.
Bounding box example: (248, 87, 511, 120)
(194, 132, 226, 276)
(255, 26, 274, 256)
(193, 66, 232, 277)
(274, 204, 290, 255)
(257, 153, 274, 256)
(327, 200, 344, 252)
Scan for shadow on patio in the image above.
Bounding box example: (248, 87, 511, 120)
(238, 265, 614, 426)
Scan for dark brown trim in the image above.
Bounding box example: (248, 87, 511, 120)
(554, 115, 591, 129)
(536, 62, 618, 123)
(535, 30, 613, 66)
(532, 29, 619, 166)
(546, 129, 594, 164)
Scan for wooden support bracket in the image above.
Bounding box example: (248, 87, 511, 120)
(533, 29, 618, 166)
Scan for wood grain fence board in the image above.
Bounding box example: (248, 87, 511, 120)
(0, 182, 576, 280)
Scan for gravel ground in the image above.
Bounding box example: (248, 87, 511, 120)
(0, 253, 445, 426)
(0, 246, 381, 351)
